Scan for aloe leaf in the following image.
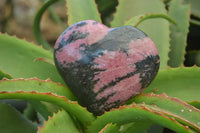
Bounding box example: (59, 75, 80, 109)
(168, 0, 190, 67)
(87, 104, 191, 133)
(144, 67, 200, 102)
(29, 100, 53, 120)
(0, 78, 75, 121)
(33, 0, 58, 50)
(185, 50, 200, 66)
(39, 110, 80, 133)
(0, 71, 54, 120)
(99, 123, 119, 133)
(66, 0, 101, 25)
(111, 0, 170, 69)
(124, 15, 141, 27)
(189, 101, 200, 110)
(48, 4, 64, 25)
(23, 103, 37, 121)
(0, 70, 13, 80)
(0, 71, 53, 120)
(186, 0, 200, 18)
(0, 103, 37, 133)
(131, 93, 200, 132)
(125, 13, 176, 27)
(0, 78, 95, 126)
(139, 104, 199, 132)
(0, 78, 76, 101)
(190, 19, 200, 26)
(0, 91, 95, 127)
(147, 124, 163, 133)
(34, 57, 55, 66)
(95, 0, 118, 26)
(119, 122, 152, 133)
(0, 79, 95, 126)
(0, 33, 65, 85)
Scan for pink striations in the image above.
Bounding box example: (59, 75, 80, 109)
(96, 73, 142, 101)
(55, 43, 83, 67)
(55, 20, 109, 66)
(93, 37, 158, 93)
(128, 37, 159, 61)
(93, 51, 136, 92)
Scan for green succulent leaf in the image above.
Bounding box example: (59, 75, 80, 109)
(39, 110, 80, 133)
(33, 0, 58, 50)
(0, 78, 73, 120)
(48, 1, 65, 26)
(0, 33, 65, 85)
(95, 0, 118, 26)
(190, 18, 200, 26)
(168, 0, 190, 67)
(23, 103, 37, 121)
(0, 103, 37, 133)
(0, 92, 94, 127)
(130, 93, 200, 132)
(0, 71, 54, 120)
(99, 123, 119, 133)
(189, 101, 200, 110)
(0, 71, 53, 120)
(87, 104, 191, 133)
(34, 57, 55, 66)
(111, 0, 170, 69)
(144, 67, 200, 102)
(124, 13, 176, 27)
(0, 78, 95, 127)
(0, 78, 76, 101)
(66, 0, 101, 25)
(185, 0, 200, 18)
(185, 50, 200, 66)
(0, 70, 13, 80)
(29, 100, 53, 121)
(147, 124, 164, 133)
(119, 122, 152, 133)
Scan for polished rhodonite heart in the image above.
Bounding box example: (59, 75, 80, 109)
(54, 20, 160, 115)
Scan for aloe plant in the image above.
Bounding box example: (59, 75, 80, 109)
(0, 0, 200, 132)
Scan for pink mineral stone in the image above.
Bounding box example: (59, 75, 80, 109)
(54, 20, 160, 115)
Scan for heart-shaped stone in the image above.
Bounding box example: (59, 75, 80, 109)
(54, 20, 160, 115)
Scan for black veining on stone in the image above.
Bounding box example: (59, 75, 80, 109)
(75, 21, 87, 29)
(55, 31, 89, 51)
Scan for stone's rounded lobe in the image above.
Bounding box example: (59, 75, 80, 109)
(54, 20, 160, 116)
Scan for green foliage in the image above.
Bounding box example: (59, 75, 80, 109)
(124, 13, 176, 27)
(0, 103, 37, 133)
(66, 0, 101, 25)
(131, 93, 200, 132)
(0, 0, 200, 132)
(39, 110, 80, 133)
(98, 123, 119, 133)
(119, 122, 152, 133)
(0, 34, 65, 85)
(186, 0, 200, 19)
(185, 51, 200, 66)
(87, 104, 192, 133)
(144, 67, 200, 102)
(168, 0, 190, 67)
(33, 0, 58, 50)
(0, 70, 13, 80)
(0, 78, 76, 101)
(0, 78, 95, 127)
